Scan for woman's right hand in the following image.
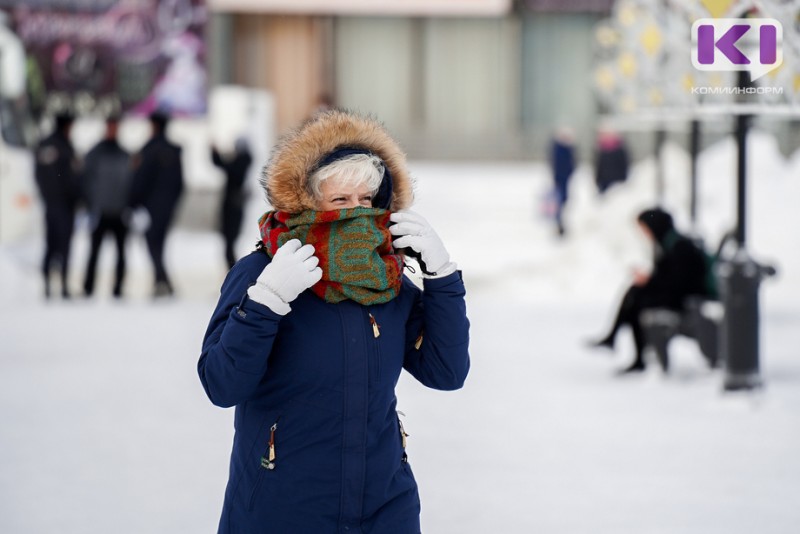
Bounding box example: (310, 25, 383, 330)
(247, 239, 322, 315)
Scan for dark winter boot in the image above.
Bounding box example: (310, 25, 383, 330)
(60, 263, 70, 299)
(588, 334, 616, 350)
(154, 281, 174, 298)
(43, 272, 51, 300)
(616, 360, 646, 375)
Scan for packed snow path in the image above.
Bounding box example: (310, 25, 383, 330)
(2, 137, 799, 533)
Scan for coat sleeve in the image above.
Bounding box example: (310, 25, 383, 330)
(129, 147, 154, 208)
(64, 146, 82, 206)
(198, 256, 284, 408)
(174, 146, 185, 194)
(402, 271, 470, 391)
(645, 239, 703, 300)
(80, 148, 98, 208)
(211, 147, 224, 169)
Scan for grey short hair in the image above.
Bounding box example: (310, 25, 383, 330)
(308, 153, 385, 201)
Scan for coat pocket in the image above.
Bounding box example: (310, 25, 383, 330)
(248, 417, 280, 512)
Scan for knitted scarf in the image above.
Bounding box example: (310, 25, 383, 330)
(258, 207, 403, 305)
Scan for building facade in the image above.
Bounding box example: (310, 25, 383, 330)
(207, 1, 612, 159)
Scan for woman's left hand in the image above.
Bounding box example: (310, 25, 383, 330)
(389, 210, 457, 277)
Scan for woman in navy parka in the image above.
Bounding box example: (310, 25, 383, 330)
(198, 110, 470, 533)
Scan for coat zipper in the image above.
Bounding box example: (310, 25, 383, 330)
(368, 312, 380, 338)
(368, 311, 382, 382)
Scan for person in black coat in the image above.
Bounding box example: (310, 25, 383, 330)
(211, 138, 252, 268)
(589, 208, 715, 373)
(81, 116, 133, 298)
(129, 112, 184, 297)
(594, 128, 629, 194)
(35, 113, 80, 299)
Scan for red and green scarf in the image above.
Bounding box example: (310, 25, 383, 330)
(258, 207, 404, 305)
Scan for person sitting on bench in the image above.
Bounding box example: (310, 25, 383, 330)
(588, 207, 717, 374)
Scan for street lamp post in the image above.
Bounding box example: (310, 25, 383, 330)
(717, 111, 760, 391)
(654, 126, 666, 204)
(688, 118, 700, 229)
(716, 71, 775, 392)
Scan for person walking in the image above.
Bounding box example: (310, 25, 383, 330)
(130, 112, 184, 297)
(549, 127, 576, 236)
(588, 208, 717, 373)
(81, 116, 133, 298)
(211, 138, 252, 268)
(198, 109, 470, 533)
(34, 112, 80, 299)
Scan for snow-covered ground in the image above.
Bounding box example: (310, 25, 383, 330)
(1, 132, 799, 533)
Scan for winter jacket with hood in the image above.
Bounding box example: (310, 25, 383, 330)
(637, 208, 716, 309)
(198, 110, 470, 534)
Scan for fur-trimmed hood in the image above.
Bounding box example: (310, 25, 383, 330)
(262, 110, 414, 213)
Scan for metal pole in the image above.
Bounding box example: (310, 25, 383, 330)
(689, 118, 700, 229)
(717, 70, 772, 392)
(735, 112, 749, 245)
(654, 127, 666, 204)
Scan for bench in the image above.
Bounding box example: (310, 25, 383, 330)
(640, 297, 724, 373)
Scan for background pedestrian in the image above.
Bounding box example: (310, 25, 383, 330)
(34, 112, 80, 299)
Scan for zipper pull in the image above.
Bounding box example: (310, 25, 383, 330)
(414, 330, 423, 350)
(398, 411, 409, 462)
(261, 422, 277, 470)
(397, 411, 409, 449)
(268, 423, 277, 462)
(369, 313, 380, 338)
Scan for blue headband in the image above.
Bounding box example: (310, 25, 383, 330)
(314, 147, 393, 210)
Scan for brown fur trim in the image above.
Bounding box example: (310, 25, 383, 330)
(262, 110, 414, 213)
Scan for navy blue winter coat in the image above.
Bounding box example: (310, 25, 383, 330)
(551, 139, 575, 205)
(198, 250, 470, 533)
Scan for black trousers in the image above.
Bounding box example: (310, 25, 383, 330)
(84, 215, 128, 296)
(221, 203, 243, 268)
(42, 206, 75, 296)
(608, 285, 678, 367)
(144, 215, 174, 290)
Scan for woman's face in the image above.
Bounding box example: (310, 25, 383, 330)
(317, 179, 374, 210)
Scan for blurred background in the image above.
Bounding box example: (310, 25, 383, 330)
(2, 0, 800, 241)
(1, 1, 799, 533)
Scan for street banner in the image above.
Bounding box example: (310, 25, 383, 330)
(1, 0, 208, 117)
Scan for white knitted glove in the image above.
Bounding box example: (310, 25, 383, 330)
(389, 210, 457, 278)
(247, 239, 322, 315)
